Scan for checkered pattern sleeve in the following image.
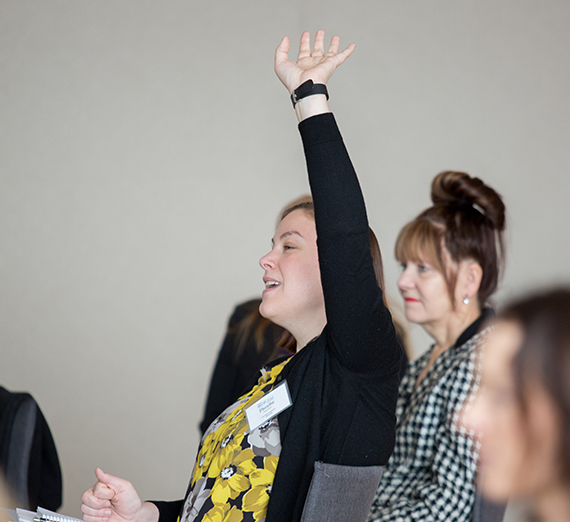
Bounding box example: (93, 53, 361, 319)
(368, 331, 487, 522)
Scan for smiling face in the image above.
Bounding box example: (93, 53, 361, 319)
(258, 209, 325, 348)
(464, 320, 562, 502)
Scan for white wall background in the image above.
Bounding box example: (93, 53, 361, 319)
(0, 0, 568, 517)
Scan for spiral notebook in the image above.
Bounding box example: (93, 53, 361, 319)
(4, 507, 83, 522)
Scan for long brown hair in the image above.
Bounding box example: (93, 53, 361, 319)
(231, 300, 289, 361)
(499, 288, 570, 484)
(395, 171, 506, 306)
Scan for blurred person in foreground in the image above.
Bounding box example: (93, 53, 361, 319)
(464, 288, 570, 522)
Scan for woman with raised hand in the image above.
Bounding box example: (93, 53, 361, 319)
(464, 289, 570, 522)
(81, 32, 402, 522)
(367, 171, 506, 521)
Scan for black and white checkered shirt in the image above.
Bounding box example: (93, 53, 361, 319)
(368, 314, 492, 522)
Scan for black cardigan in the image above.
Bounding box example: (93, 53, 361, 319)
(153, 113, 402, 522)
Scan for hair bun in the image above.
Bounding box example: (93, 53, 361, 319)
(431, 171, 506, 231)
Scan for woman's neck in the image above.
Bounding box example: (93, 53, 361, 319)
(414, 307, 481, 389)
(424, 305, 482, 353)
(292, 319, 326, 352)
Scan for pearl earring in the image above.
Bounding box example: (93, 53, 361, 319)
(463, 295, 470, 305)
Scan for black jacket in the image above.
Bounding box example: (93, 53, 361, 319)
(154, 113, 402, 521)
(0, 386, 62, 511)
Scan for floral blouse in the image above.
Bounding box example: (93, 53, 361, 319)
(180, 359, 289, 522)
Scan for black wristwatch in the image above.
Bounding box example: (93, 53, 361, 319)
(290, 80, 329, 108)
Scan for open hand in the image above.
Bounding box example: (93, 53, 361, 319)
(275, 30, 356, 94)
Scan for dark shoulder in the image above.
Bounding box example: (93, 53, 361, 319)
(228, 298, 263, 326)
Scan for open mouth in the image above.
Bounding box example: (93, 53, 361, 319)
(265, 281, 281, 290)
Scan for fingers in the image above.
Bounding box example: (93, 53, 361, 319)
(313, 30, 325, 55)
(81, 497, 110, 516)
(81, 483, 112, 508)
(274, 35, 290, 70)
(94, 467, 139, 499)
(297, 31, 312, 60)
(275, 35, 289, 56)
(94, 468, 122, 492)
(298, 30, 354, 61)
(81, 502, 111, 522)
(81, 486, 111, 522)
(93, 481, 115, 501)
(81, 468, 144, 522)
(326, 34, 340, 55)
(80, 469, 117, 514)
(274, 31, 356, 94)
(82, 513, 108, 522)
(335, 42, 357, 65)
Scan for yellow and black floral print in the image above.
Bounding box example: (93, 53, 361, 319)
(181, 360, 288, 522)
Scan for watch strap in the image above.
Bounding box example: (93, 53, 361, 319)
(290, 80, 329, 107)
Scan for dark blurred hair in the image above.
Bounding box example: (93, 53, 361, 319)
(231, 300, 289, 360)
(499, 288, 570, 484)
(395, 171, 506, 306)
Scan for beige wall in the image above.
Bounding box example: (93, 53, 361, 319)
(1, 0, 569, 517)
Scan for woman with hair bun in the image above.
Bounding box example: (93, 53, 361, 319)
(368, 170, 506, 521)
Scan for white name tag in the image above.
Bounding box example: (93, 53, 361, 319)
(245, 380, 292, 432)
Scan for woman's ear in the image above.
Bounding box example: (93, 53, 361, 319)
(458, 260, 483, 302)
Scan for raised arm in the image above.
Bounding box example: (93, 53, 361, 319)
(274, 31, 355, 122)
(275, 32, 400, 375)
